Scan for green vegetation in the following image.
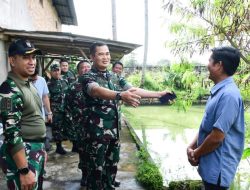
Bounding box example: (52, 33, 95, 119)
(126, 61, 210, 111)
(242, 110, 250, 162)
(136, 147, 164, 190)
(124, 105, 250, 189)
(163, 0, 249, 65)
(168, 180, 202, 190)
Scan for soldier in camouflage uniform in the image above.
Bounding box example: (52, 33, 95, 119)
(47, 63, 69, 155)
(112, 61, 123, 76)
(60, 59, 76, 85)
(80, 42, 169, 190)
(110, 62, 124, 187)
(64, 60, 91, 187)
(0, 39, 46, 190)
(112, 61, 124, 132)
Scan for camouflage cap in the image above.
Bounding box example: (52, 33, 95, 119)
(50, 63, 60, 71)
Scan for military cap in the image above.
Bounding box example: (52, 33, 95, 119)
(8, 39, 41, 57)
(50, 63, 60, 71)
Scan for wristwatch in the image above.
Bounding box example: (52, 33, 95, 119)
(18, 167, 30, 175)
(47, 112, 53, 115)
(115, 92, 122, 101)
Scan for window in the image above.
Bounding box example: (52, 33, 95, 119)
(39, 0, 44, 7)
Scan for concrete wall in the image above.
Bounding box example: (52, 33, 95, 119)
(0, 0, 62, 83)
(0, 41, 8, 84)
(0, 0, 35, 30)
(0, 0, 61, 31)
(27, 0, 62, 32)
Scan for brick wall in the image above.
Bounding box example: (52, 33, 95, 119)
(26, 0, 62, 31)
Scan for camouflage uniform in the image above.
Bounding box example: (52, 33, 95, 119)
(80, 68, 131, 190)
(47, 78, 69, 141)
(64, 78, 88, 177)
(61, 70, 76, 85)
(0, 72, 46, 190)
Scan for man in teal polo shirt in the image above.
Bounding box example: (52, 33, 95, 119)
(0, 39, 46, 190)
(187, 47, 245, 190)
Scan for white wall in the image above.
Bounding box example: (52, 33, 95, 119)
(0, 41, 8, 84)
(0, 0, 35, 30)
(0, 0, 35, 84)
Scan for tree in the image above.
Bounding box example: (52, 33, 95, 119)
(140, 0, 149, 87)
(163, 0, 250, 64)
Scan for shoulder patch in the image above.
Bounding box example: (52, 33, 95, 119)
(1, 97, 13, 112)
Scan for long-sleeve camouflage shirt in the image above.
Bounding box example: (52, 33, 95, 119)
(64, 77, 88, 140)
(61, 70, 76, 85)
(80, 67, 132, 140)
(47, 78, 69, 113)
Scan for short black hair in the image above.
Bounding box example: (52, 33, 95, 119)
(77, 60, 90, 71)
(112, 61, 123, 69)
(60, 59, 68, 64)
(90, 42, 107, 56)
(211, 46, 241, 76)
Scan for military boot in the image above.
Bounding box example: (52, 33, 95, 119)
(113, 180, 120, 187)
(55, 146, 67, 155)
(80, 176, 87, 187)
(55, 142, 67, 155)
(71, 141, 78, 153)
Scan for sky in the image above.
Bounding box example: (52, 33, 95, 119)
(62, 0, 207, 65)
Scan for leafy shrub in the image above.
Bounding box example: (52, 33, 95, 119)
(135, 143, 163, 190)
(136, 159, 164, 190)
(168, 180, 203, 190)
(127, 72, 166, 91)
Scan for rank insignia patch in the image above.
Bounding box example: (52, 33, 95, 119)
(0, 97, 13, 112)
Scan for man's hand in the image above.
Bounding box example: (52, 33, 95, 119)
(20, 170, 36, 190)
(121, 89, 141, 107)
(187, 147, 199, 166)
(47, 114, 52, 123)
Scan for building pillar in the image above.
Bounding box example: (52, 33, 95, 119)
(0, 40, 8, 84)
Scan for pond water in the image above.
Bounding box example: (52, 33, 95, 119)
(134, 128, 250, 189)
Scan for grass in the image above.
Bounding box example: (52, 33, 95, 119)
(122, 105, 205, 133)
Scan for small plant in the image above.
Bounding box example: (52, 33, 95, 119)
(168, 180, 203, 190)
(136, 146, 163, 190)
(135, 126, 164, 190)
(136, 158, 164, 190)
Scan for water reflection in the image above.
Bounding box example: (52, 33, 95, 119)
(135, 128, 250, 188)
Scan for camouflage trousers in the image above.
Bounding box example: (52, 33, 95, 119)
(78, 147, 88, 177)
(0, 142, 45, 190)
(78, 129, 87, 174)
(84, 138, 120, 190)
(51, 112, 66, 141)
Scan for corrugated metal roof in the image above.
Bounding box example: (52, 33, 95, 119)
(52, 0, 78, 26)
(1, 28, 141, 62)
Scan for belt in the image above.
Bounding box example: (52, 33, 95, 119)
(22, 138, 46, 143)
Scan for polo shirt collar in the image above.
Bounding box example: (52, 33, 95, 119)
(210, 77, 233, 96)
(8, 72, 30, 87)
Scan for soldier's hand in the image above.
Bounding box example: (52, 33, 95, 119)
(121, 89, 141, 107)
(20, 170, 36, 190)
